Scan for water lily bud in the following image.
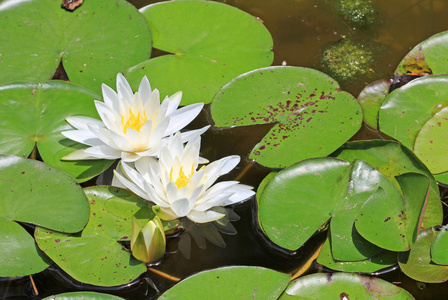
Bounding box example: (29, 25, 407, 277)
(131, 216, 166, 264)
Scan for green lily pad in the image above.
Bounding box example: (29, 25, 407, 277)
(357, 79, 391, 129)
(395, 31, 448, 76)
(258, 157, 352, 251)
(355, 173, 429, 252)
(0, 155, 89, 277)
(414, 106, 448, 174)
(431, 225, 448, 265)
(279, 272, 414, 299)
(0, 81, 113, 182)
(317, 236, 397, 273)
(126, 0, 273, 105)
(399, 227, 448, 283)
(0, 0, 151, 94)
(379, 75, 448, 181)
(211, 66, 362, 168)
(42, 292, 125, 300)
(35, 186, 152, 286)
(159, 266, 290, 299)
(332, 140, 443, 228)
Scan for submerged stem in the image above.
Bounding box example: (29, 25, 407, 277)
(234, 161, 255, 181)
(148, 267, 181, 282)
(290, 240, 325, 281)
(29, 275, 38, 295)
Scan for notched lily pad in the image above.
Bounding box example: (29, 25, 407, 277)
(0, 155, 89, 277)
(212, 66, 363, 168)
(0, 81, 113, 182)
(35, 186, 152, 286)
(0, 0, 151, 94)
(127, 0, 273, 105)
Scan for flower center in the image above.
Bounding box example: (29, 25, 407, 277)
(170, 165, 194, 189)
(121, 108, 148, 134)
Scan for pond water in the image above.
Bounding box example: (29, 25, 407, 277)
(2, 0, 448, 299)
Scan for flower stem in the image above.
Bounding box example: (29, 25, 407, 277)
(29, 275, 38, 295)
(148, 267, 181, 282)
(234, 161, 255, 181)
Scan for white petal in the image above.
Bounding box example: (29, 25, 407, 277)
(66, 116, 104, 130)
(165, 91, 182, 115)
(62, 130, 103, 147)
(94, 100, 121, 133)
(121, 151, 141, 162)
(224, 185, 255, 205)
(164, 103, 204, 136)
(194, 192, 234, 211)
(170, 197, 191, 217)
(181, 125, 210, 143)
(117, 73, 134, 103)
(144, 89, 161, 121)
(62, 148, 97, 160)
(113, 169, 149, 200)
(101, 83, 120, 112)
(138, 75, 152, 103)
(84, 145, 121, 160)
(187, 210, 225, 223)
(142, 180, 170, 208)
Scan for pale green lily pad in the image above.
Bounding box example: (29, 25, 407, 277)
(317, 236, 397, 273)
(35, 186, 152, 286)
(280, 272, 414, 299)
(0, 81, 113, 182)
(0, 155, 89, 277)
(357, 79, 391, 129)
(159, 266, 291, 299)
(42, 292, 124, 300)
(0, 0, 151, 94)
(399, 227, 448, 283)
(212, 66, 363, 168)
(332, 140, 443, 228)
(414, 107, 448, 174)
(126, 0, 273, 105)
(431, 225, 448, 265)
(395, 31, 448, 75)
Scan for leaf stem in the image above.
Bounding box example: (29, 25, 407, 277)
(234, 161, 255, 181)
(148, 267, 181, 282)
(29, 275, 38, 295)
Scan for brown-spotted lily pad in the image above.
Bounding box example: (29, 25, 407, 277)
(211, 66, 363, 168)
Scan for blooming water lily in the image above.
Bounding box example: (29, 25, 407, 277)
(62, 73, 207, 162)
(114, 133, 255, 223)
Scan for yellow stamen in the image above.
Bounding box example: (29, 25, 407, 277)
(170, 165, 201, 189)
(121, 108, 148, 134)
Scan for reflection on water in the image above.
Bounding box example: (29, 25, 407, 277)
(3, 0, 448, 299)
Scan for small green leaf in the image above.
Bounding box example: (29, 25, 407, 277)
(159, 266, 291, 299)
(317, 236, 397, 273)
(357, 79, 391, 129)
(399, 227, 448, 283)
(126, 0, 273, 105)
(212, 66, 363, 168)
(431, 226, 448, 265)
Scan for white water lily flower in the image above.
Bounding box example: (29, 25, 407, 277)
(62, 73, 207, 162)
(114, 133, 255, 223)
